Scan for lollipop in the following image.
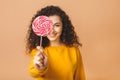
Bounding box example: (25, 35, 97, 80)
(32, 16, 53, 47)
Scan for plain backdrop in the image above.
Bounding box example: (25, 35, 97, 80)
(0, 0, 120, 80)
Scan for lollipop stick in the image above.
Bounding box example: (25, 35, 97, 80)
(40, 36, 44, 56)
(40, 36, 42, 48)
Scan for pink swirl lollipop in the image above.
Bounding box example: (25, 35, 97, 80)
(32, 16, 53, 47)
(32, 16, 53, 36)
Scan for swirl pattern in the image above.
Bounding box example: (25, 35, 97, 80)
(32, 16, 53, 36)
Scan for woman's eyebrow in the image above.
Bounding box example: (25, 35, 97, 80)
(54, 22, 61, 25)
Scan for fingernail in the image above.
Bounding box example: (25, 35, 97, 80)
(36, 46, 40, 50)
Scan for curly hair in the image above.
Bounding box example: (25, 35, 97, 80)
(26, 5, 82, 54)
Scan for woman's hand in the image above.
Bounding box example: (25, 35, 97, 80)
(34, 46, 48, 70)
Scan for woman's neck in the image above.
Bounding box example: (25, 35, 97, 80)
(50, 41, 63, 46)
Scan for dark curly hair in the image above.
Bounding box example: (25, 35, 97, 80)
(26, 5, 82, 54)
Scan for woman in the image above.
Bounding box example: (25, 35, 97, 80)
(26, 5, 86, 80)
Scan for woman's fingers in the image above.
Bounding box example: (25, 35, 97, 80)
(36, 46, 46, 55)
(35, 53, 44, 62)
(36, 46, 40, 50)
(36, 46, 47, 58)
(34, 55, 44, 69)
(36, 46, 43, 52)
(34, 47, 48, 69)
(34, 47, 48, 70)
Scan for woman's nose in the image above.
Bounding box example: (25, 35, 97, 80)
(50, 26, 55, 33)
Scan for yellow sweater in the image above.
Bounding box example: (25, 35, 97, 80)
(28, 45, 86, 80)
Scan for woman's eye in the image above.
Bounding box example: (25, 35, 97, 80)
(54, 24, 60, 27)
(56, 25, 60, 27)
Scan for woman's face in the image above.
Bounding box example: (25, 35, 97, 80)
(47, 15, 63, 43)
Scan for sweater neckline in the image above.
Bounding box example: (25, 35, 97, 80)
(46, 44, 66, 48)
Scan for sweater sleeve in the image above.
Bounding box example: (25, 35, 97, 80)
(28, 49, 48, 78)
(74, 47, 86, 80)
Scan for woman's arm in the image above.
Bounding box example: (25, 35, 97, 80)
(28, 49, 48, 78)
(74, 48, 86, 80)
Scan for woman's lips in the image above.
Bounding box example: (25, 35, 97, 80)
(49, 33, 57, 37)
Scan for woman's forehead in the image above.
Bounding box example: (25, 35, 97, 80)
(49, 15, 61, 23)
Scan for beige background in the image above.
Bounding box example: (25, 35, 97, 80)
(0, 0, 120, 80)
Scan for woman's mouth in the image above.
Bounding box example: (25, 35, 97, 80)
(49, 33, 57, 37)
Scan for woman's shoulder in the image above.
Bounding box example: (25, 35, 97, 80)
(67, 45, 79, 50)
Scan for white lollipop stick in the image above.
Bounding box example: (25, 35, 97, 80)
(40, 36, 42, 47)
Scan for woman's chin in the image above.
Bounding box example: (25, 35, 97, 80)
(48, 38, 57, 42)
